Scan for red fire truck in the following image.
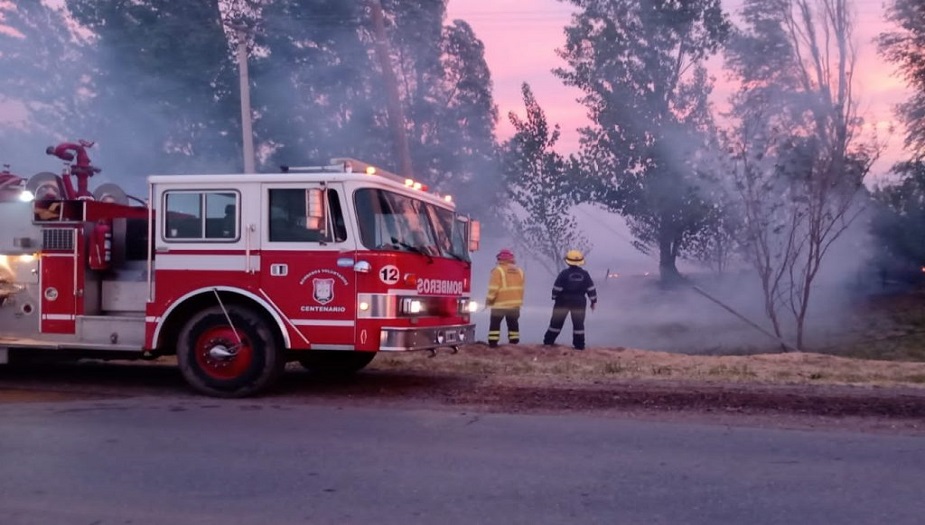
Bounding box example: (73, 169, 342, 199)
(0, 146, 480, 397)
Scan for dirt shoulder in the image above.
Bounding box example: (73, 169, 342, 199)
(358, 344, 925, 431)
(1, 344, 924, 433)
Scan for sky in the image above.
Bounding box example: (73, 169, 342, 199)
(1, 0, 912, 176)
(446, 0, 912, 177)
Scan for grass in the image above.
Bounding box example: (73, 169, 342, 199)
(706, 364, 757, 379)
(823, 289, 925, 362)
(369, 344, 925, 389)
(601, 362, 626, 375)
(368, 288, 925, 389)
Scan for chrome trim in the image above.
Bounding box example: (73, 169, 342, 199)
(150, 286, 293, 349)
(309, 344, 354, 351)
(356, 293, 399, 318)
(379, 324, 475, 351)
(356, 293, 471, 319)
(354, 260, 371, 273)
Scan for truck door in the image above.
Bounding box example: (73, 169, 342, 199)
(40, 226, 81, 334)
(259, 182, 357, 350)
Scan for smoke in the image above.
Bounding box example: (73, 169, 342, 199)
(472, 203, 876, 353)
(1, 1, 243, 199)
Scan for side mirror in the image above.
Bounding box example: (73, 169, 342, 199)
(468, 220, 480, 252)
(305, 188, 324, 219)
(305, 188, 326, 232)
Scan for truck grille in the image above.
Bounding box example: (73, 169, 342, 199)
(43, 228, 75, 251)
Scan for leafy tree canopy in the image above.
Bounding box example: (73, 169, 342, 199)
(554, 0, 730, 282)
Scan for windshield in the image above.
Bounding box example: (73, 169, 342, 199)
(354, 188, 470, 261)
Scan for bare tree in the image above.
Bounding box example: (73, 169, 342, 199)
(723, 0, 881, 349)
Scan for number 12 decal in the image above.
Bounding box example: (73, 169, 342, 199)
(379, 265, 400, 284)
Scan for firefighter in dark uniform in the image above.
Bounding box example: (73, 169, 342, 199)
(543, 249, 597, 350)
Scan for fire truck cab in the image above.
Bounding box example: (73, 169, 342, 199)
(0, 157, 480, 397)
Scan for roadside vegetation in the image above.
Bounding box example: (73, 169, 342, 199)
(372, 345, 925, 389)
(371, 287, 925, 389)
(833, 290, 925, 362)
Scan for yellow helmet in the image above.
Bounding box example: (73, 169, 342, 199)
(564, 249, 585, 266)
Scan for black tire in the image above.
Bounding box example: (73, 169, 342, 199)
(176, 305, 284, 398)
(297, 350, 376, 376)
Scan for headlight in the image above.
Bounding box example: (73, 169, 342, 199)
(458, 298, 478, 314)
(401, 297, 424, 315)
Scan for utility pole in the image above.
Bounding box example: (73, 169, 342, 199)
(368, 0, 413, 177)
(234, 25, 256, 173)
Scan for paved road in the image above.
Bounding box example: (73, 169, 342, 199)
(0, 397, 923, 525)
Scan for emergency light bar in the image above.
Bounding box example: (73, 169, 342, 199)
(280, 164, 345, 173)
(330, 158, 411, 184)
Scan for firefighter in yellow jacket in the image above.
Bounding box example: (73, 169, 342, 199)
(485, 248, 525, 348)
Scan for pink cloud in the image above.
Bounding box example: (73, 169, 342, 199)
(0, 1, 25, 39)
(0, 25, 24, 38)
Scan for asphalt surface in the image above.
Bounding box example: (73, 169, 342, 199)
(1, 397, 923, 525)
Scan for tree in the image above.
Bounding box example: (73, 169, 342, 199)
(870, 161, 925, 284)
(0, 0, 93, 168)
(250, 0, 390, 169)
(554, 0, 730, 283)
(880, 0, 925, 159)
(251, 0, 500, 221)
(723, 0, 880, 349)
(424, 20, 500, 217)
(502, 84, 590, 276)
(67, 0, 240, 179)
(383, 2, 500, 217)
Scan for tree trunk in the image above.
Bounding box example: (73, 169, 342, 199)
(658, 231, 682, 285)
(368, 0, 414, 177)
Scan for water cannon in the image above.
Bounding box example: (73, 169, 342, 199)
(45, 140, 101, 199)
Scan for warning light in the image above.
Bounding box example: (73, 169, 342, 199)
(365, 166, 376, 175)
(404, 179, 414, 186)
(444, 195, 453, 203)
(413, 182, 422, 190)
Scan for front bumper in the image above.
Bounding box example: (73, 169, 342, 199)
(379, 324, 475, 351)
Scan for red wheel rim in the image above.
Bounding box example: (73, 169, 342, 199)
(194, 326, 255, 381)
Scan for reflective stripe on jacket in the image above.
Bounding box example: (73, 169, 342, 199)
(486, 262, 525, 309)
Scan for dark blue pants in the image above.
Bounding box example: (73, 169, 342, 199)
(543, 300, 587, 349)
